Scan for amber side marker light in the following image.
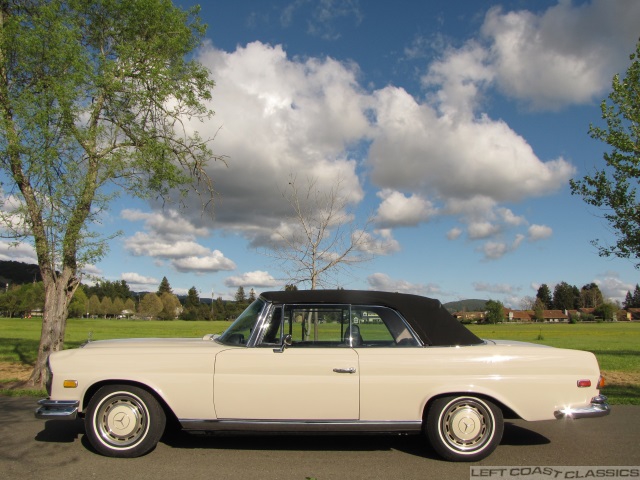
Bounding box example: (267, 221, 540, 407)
(63, 380, 78, 388)
(597, 375, 605, 389)
(577, 379, 591, 388)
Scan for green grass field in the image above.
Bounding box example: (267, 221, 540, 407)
(1, 317, 638, 404)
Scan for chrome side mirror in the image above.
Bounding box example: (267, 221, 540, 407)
(273, 334, 292, 353)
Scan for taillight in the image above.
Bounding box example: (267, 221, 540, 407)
(577, 379, 591, 388)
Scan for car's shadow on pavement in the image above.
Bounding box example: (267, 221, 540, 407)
(35, 418, 84, 444)
(501, 422, 550, 446)
(157, 421, 550, 459)
(33, 419, 550, 460)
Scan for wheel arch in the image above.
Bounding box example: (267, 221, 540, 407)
(81, 380, 179, 426)
(422, 391, 520, 423)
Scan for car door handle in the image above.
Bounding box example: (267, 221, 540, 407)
(333, 367, 356, 374)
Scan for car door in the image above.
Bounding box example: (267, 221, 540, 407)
(213, 304, 359, 420)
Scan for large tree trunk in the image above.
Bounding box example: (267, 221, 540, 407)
(27, 269, 78, 389)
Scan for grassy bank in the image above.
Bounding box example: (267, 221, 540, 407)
(1, 317, 638, 403)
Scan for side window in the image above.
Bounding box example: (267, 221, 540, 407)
(256, 304, 420, 348)
(352, 306, 420, 347)
(284, 305, 349, 347)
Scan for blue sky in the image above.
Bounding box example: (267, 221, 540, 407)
(2, 0, 640, 306)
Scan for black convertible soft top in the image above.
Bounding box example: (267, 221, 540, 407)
(260, 290, 483, 347)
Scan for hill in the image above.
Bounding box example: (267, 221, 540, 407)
(443, 299, 487, 313)
(0, 260, 43, 286)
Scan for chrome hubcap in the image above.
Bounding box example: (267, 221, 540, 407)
(95, 394, 148, 448)
(440, 398, 492, 452)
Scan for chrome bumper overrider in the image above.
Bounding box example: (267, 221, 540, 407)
(35, 399, 79, 420)
(554, 395, 610, 419)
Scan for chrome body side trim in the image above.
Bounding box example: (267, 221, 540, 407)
(179, 419, 423, 434)
(35, 399, 79, 420)
(554, 395, 610, 419)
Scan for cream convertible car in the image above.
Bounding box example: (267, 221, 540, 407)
(36, 290, 609, 461)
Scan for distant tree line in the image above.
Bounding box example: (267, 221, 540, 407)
(482, 281, 626, 324)
(532, 282, 618, 321)
(0, 271, 265, 321)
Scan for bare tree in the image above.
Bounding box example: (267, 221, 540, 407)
(265, 174, 378, 290)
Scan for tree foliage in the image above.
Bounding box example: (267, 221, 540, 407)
(552, 281, 580, 310)
(485, 300, 504, 324)
(157, 277, 173, 296)
(0, 0, 221, 387)
(85, 280, 133, 302)
(623, 284, 640, 308)
(536, 284, 552, 309)
(234, 286, 246, 303)
(580, 282, 603, 308)
(158, 291, 180, 320)
(138, 293, 163, 319)
(570, 39, 640, 266)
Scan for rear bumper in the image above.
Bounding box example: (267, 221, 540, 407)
(554, 395, 610, 419)
(35, 399, 79, 420)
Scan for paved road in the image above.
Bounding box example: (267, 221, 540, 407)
(1, 396, 639, 480)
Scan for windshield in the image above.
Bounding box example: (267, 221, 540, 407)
(218, 299, 266, 345)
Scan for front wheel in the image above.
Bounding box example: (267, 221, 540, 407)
(425, 395, 503, 462)
(85, 385, 166, 458)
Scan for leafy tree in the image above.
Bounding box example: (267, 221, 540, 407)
(533, 298, 545, 322)
(88, 294, 101, 318)
(112, 297, 125, 317)
(180, 286, 201, 320)
(85, 280, 134, 302)
(0, 0, 222, 387)
(184, 286, 199, 308)
(158, 292, 181, 320)
(552, 282, 579, 310)
(594, 302, 617, 321)
(536, 284, 553, 309)
(485, 300, 504, 324)
(570, 39, 640, 267)
(0, 285, 20, 317)
(580, 283, 603, 309)
(20, 282, 44, 314)
(138, 293, 163, 319)
(623, 284, 640, 309)
(215, 297, 225, 319)
(157, 277, 173, 296)
(68, 286, 88, 318)
(123, 298, 136, 317)
(100, 297, 113, 318)
(633, 284, 640, 308)
(624, 289, 634, 309)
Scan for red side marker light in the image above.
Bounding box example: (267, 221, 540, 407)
(577, 379, 591, 388)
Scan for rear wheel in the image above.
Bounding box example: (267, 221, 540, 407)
(426, 395, 503, 461)
(85, 385, 166, 458)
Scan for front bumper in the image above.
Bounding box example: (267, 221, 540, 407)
(35, 399, 79, 420)
(554, 395, 610, 419)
